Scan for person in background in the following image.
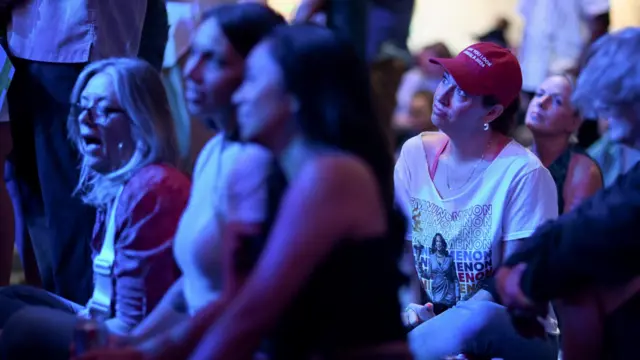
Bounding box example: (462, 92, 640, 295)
(519, 0, 609, 99)
(394, 43, 452, 128)
(526, 74, 603, 214)
(518, 0, 610, 149)
(588, 117, 640, 187)
(294, 0, 415, 63)
(394, 90, 437, 156)
(476, 17, 511, 49)
(138, 0, 170, 72)
(5, 0, 148, 304)
(395, 42, 559, 360)
(496, 27, 640, 360)
(0, 58, 188, 360)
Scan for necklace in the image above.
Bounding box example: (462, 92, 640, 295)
(445, 140, 492, 191)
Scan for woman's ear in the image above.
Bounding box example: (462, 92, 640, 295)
(483, 104, 504, 125)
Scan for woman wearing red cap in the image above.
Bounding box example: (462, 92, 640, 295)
(395, 42, 559, 359)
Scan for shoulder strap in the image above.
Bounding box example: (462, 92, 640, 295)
(429, 138, 448, 181)
(87, 185, 126, 319)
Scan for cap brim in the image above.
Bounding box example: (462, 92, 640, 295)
(429, 57, 480, 96)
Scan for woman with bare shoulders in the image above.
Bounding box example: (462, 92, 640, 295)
(395, 43, 560, 359)
(185, 23, 410, 360)
(526, 74, 603, 214)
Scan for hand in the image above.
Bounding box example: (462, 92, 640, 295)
(293, 0, 326, 23)
(401, 303, 435, 329)
(494, 263, 535, 310)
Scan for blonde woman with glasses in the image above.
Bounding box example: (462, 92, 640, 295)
(0, 58, 189, 360)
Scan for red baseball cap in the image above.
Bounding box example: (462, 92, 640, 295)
(429, 42, 522, 107)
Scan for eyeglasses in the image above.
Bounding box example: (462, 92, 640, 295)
(71, 102, 125, 121)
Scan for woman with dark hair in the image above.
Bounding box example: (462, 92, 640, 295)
(526, 74, 603, 214)
(395, 43, 560, 359)
(182, 22, 410, 360)
(130, 1, 285, 340)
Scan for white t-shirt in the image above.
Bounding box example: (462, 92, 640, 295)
(395, 133, 558, 305)
(518, 0, 610, 92)
(173, 134, 272, 314)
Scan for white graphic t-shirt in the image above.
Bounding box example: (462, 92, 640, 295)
(395, 133, 558, 306)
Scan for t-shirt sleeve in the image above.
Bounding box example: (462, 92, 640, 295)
(225, 145, 272, 223)
(580, 0, 610, 17)
(394, 142, 414, 241)
(502, 166, 559, 241)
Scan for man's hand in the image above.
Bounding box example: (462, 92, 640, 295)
(401, 302, 435, 329)
(494, 263, 535, 310)
(293, 0, 326, 23)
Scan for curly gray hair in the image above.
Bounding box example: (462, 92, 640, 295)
(572, 28, 640, 118)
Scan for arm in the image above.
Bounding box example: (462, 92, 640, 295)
(130, 277, 188, 342)
(563, 154, 603, 213)
(472, 167, 559, 303)
(105, 171, 190, 335)
(189, 159, 380, 360)
(395, 144, 422, 304)
(504, 164, 640, 303)
(403, 241, 423, 305)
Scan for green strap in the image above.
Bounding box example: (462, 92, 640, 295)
(0, 50, 13, 92)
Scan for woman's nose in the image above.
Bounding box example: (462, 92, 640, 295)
(537, 95, 551, 109)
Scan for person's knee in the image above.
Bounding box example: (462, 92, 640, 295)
(456, 301, 507, 343)
(0, 308, 35, 357)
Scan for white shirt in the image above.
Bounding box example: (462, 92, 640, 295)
(8, 0, 147, 63)
(395, 133, 559, 333)
(518, 0, 610, 92)
(173, 134, 272, 314)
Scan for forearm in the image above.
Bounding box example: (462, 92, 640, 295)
(131, 278, 188, 341)
(139, 297, 230, 359)
(505, 171, 640, 301)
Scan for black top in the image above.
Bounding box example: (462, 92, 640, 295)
(547, 145, 602, 214)
(238, 161, 407, 359)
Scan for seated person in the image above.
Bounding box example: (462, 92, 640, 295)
(95, 1, 285, 348)
(394, 90, 438, 156)
(0, 58, 190, 360)
(525, 74, 603, 213)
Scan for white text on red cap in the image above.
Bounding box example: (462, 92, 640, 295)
(462, 48, 493, 68)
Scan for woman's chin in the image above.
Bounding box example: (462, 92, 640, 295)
(84, 156, 110, 174)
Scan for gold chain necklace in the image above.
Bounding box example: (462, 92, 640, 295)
(445, 140, 492, 191)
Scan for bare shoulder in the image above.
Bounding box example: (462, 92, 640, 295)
(570, 152, 603, 186)
(299, 153, 378, 198)
(294, 153, 386, 236)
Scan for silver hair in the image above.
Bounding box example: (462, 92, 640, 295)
(67, 58, 181, 209)
(572, 27, 640, 117)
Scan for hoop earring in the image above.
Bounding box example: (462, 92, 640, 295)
(483, 123, 489, 131)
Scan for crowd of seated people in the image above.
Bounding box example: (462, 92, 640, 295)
(0, 1, 639, 360)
